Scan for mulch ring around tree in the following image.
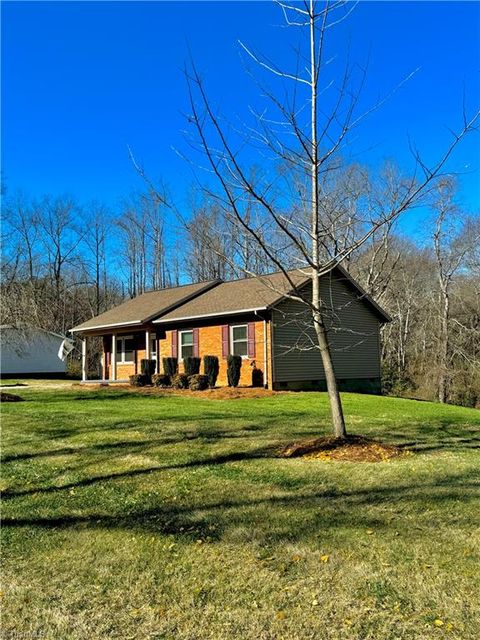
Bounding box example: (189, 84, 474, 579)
(0, 392, 25, 403)
(277, 435, 405, 463)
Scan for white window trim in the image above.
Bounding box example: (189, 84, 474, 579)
(230, 324, 249, 359)
(178, 329, 194, 361)
(116, 335, 135, 364)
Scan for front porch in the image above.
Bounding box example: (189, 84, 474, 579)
(79, 379, 130, 385)
(79, 329, 159, 383)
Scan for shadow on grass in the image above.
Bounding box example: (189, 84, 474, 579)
(3, 426, 480, 502)
(1, 444, 276, 499)
(1, 427, 261, 464)
(396, 420, 480, 452)
(2, 468, 479, 544)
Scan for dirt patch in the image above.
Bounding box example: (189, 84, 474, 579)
(277, 435, 404, 463)
(0, 392, 25, 403)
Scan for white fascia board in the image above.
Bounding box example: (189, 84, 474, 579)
(153, 307, 267, 324)
(69, 320, 142, 333)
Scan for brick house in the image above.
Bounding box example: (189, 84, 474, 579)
(70, 267, 390, 391)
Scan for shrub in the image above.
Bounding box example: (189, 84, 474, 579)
(66, 358, 82, 380)
(203, 355, 219, 388)
(184, 356, 201, 376)
(152, 373, 171, 388)
(141, 358, 156, 377)
(252, 367, 264, 388)
(227, 355, 242, 388)
(171, 373, 189, 389)
(163, 357, 178, 378)
(140, 358, 156, 384)
(188, 374, 209, 391)
(129, 374, 148, 387)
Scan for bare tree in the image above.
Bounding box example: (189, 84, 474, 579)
(116, 191, 172, 297)
(82, 203, 111, 316)
(431, 179, 480, 402)
(181, 0, 478, 437)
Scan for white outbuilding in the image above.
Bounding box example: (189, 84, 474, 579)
(0, 326, 71, 376)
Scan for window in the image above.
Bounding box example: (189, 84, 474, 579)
(230, 324, 248, 357)
(179, 330, 194, 360)
(116, 336, 135, 364)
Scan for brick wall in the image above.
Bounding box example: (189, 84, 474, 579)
(101, 320, 272, 387)
(158, 320, 271, 387)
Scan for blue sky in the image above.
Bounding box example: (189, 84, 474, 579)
(2, 1, 480, 231)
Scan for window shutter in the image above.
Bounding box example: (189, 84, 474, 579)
(193, 328, 199, 357)
(171, 329, 178, 358)
(221, 325, 229, 358)
(247, 322, 256, 358)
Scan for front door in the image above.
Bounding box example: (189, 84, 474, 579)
(150, 336, 158, 373)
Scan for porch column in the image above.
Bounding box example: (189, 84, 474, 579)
(111, 334, 117, 381)
(263, 319, 269, 389)
(81, 337, 87, 382)
(145, 329, 151, 360)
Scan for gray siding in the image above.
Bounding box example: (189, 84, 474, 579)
(272, 271, 381, 383)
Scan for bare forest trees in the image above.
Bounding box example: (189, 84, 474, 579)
(2, 194, 117, 341)
(431, 179, 480, 403)
(183, 0, 479, 435)
(184, 202, 234, 282)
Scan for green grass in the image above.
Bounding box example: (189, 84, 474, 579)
(2, 387, 479, 639)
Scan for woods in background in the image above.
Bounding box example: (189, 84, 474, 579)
(1, 182, 479, 407)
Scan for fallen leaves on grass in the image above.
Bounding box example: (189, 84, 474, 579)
(277, 435, 405, 463)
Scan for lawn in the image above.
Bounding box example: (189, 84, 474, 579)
(2, 387, 479, 639)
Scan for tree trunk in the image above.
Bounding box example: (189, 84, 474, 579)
(312, 274, 347, 437)
(309, 0, 347, 438)
(438, 284, 450, 403)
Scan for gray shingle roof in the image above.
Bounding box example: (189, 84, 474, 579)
(71, 280, 220, 332)
(155, 270, 310, 323)
(71, 266, 390, 333)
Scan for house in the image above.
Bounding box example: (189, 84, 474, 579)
(70, 266, 391, 392)
(0, 326, 69, 376)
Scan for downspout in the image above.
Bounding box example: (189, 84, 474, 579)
(263, 318, 269, 389)
(270, 312, 275, 390)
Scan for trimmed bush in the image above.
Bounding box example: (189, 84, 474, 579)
(141, 358, 156, 377)
(129, 374, 148, 387)
(188, 374, 209, 391)
(171, 373, 189, 389)
(163, 357, 178, 378)
(184, 356, 201, 376)
(152, 373, 171, 388)
(140, 358, 156, 384)
(203, 355, 219, 388)
(252, 367, 264, 388)
(227, 355, 242, 388)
